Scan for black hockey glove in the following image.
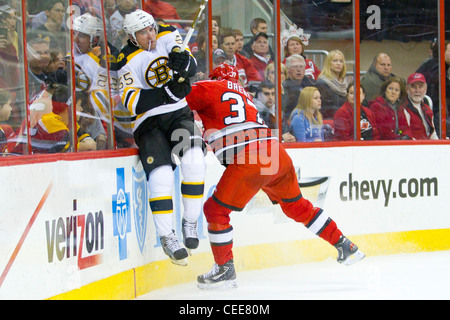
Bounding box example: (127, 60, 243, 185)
(168, 49, 191, 78)
(164, 75, 191, 103)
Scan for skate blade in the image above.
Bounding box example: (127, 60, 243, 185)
(170, 257, 188, 266)
(342, 249, 365, 266)
(197, 279, 238, 290)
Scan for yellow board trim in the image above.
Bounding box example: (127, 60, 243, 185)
(48, 228, 450, 300)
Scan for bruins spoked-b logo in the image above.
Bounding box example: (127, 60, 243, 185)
(146, 57, 173, 88)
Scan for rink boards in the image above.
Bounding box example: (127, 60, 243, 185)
(0, 144, 449, 299)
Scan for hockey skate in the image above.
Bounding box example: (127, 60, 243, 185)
(182, 218, 199, 254)
(334, 235, 365, 266)
(160, 231, 188, 266)
(197, 259, 238, 290)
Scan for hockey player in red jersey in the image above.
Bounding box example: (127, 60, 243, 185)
(184, 64, 365, 289)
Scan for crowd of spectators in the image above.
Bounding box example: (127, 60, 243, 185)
(0, 0, 448, 157)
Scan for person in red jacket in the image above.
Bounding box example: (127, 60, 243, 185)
(143, 0, 184, 29)
(369, 77, 411, 140)
(334, 83, 379, 141)
(249, 33, 273, 81)
(404, 73, 438, 140)
(184, 64, 365, 289)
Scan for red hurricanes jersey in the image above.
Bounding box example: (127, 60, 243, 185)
(186, 79, 277, 162)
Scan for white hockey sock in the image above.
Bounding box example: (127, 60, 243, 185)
(148, 165, 175, 237)
(180, 146, 206, 222)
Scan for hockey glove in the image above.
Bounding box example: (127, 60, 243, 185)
(164, 75, 191, 103)
(168, 49, 191, 78)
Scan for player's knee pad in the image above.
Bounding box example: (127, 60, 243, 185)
(147, 165, 174, 196)
(180, 146, 206, 182)
(203, 196, 232, 226)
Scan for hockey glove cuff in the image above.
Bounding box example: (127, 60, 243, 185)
(164, 76, 192, 103)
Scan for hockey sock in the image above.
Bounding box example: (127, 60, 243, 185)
(208, 224, 234, 266)
(203, 196, 234, 265)
(282, 196, 342, 246)
(306, 208, 342, 245)
(148, 165, 175, 237)
(180, 146, 206, 222)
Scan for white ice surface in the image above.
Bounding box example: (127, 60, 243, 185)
(136, 250, 450, 300)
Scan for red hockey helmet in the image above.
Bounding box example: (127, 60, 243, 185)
(209, 63, 239, 82)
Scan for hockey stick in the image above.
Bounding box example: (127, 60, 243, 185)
(174, 0, 209, 82)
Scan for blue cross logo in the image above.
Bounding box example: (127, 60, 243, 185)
(112, 168, 131, 260)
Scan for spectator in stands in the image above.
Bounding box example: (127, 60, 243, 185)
(254, 81, 276, 129)
(283, 54, 316, 126)
(220, 30, 263, 86)
(233, 29, 249, 58)
(193, 33, 219, 74)
(27, 37, 52, 101)
(369, 76, 411, 140)
(47, 49, 66, 73)
(361, 52, 395, 103)
(0, 4, 20, 97)
(404, 72, 438, 140)
(289, 86, 324, 142)
(265, 62, 288, 87)
(315, 49, 348, 120)
(27, 85, 71, 153)
(0, 4, 18, 55)
(242, 17, 274, 60)
(416, 39, 440, 133)
(75, 91, 97, 151)
(72, 0, 105, 16)
(334, 83, 379, 141)
(280, 24, 320, 80)
(110, 0, 136, 50)
(190, 17, 221, 54)
(0, 88, 12, 154)
(105, 0, 117, 16)
(143, 0, 184, 29)
(34, 0, 67, 50)
(249, 32, 273, 81)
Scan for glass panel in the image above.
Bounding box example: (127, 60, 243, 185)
(0, 1, 26, 155)
(71, 0, 115, 151)
(105, 0, 140, 148)
(281, 0, 354, 142)
(13, 0, 76, 154)
(446, 2, 450, 139)
(360, 0, 440, 140)
(212, 0, 278, 130)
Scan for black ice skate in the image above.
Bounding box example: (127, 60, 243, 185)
(334, 235, 365, 266)
(182, 218, 199, 253)
(160, 231, 188, 266)
(197, 259, 238, 289)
